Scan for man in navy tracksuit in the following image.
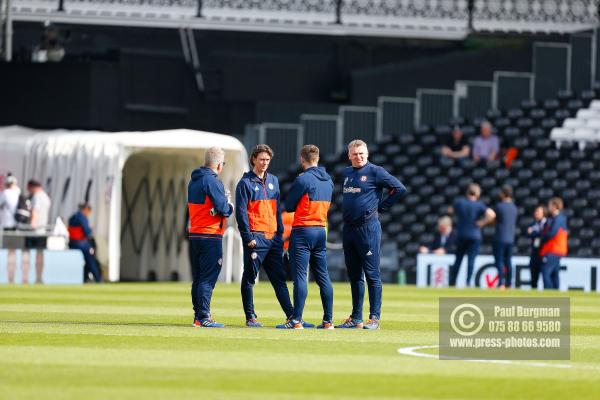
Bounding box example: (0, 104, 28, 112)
(338, 139, 407, 330)
(278, 145, 334, 330)
(188, 147, 234, 328)
(492, 185, 517, 288)
(449, 183, 495, 287)
(68, 203, 102, 282)
(236, 144, 296, 328)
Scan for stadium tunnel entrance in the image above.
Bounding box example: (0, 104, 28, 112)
(119, 148, 243, 282)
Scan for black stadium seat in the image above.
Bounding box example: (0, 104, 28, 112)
(542, 170, 558, 181)
(521, 99, 538, 111)
(507, 108, 524, 120)
(433, 176, 450, 188)
(486, 109, 502, 119)
(557, 89, 575, 102)
(543, 98, 560, 111)
(553, 108, 571, 121)
(540, 118, 557, 130)
(527, 127, 546, 140)
(516, 117, 533, 129)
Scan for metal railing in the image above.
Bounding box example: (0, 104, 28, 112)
(8, 0, 600, 42)
(13, 0, 600, 27)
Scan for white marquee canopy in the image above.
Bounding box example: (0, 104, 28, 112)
(0, 125, 248, 282)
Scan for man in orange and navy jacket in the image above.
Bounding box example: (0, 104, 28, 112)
(236, 144, 294, 328)
(539, 197, 568, 290)
(279, 144, 334, 330)
(68, 203, 102, 282)
(188, 147, 233, 328)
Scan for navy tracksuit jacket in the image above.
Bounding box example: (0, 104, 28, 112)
(187, 167, 233, 320)
(341, 162, 406, 320)
(284, 166, 334, 322)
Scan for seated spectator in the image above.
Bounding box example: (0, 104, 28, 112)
(441, 126, 470, 164)
(419, 216, 457, 255)
(472, 121, 500, 164)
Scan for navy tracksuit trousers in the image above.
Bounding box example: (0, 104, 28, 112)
(541, 254, 561, 289)
(343, 218, 382, 321)
(289, 226, 333, 322)
(190, 238, 223, 320)
(529, 251, 543, 289)
(493, 241, 513, 287)
(69, 240, 102, 282)
(449, 238, 480, 287)
(241, 233, 294, 320)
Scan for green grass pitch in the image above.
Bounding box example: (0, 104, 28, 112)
(1, 282, 599, 399)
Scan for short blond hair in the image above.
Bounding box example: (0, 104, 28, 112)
(467, 183, 481, 198)
(347, 139, 368, 152)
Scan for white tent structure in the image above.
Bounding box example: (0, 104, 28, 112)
(0, 125, 247, 282)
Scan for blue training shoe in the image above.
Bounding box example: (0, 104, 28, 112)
(246, 318, 263, 328)
(276, 319, 303, 329)
(194, 318, 225, 328)
(363, 317, 380, 330)
(301, 320, 315, 329)
(316, 321, 334, 330)
(335, 317, 364, 329)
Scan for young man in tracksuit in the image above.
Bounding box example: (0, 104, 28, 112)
(278, 145, 334, 330)
(338, 139, 407, 330)
(188, 147, 234, 328)
(68, 203, 102, 283)
(539, 197, 568, 290)
(236, 144, 296, 328)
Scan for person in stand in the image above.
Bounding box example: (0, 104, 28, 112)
(472, 121, 500, 165)
(441, 126, 470, 165)
(68, 203, 102, 283)
(419, 216, 457, 255)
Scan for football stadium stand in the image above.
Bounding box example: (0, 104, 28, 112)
(9, 0, 599, 39)
(249, 28, 600, 282)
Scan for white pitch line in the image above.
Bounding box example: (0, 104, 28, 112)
(397, 345, 573, 369)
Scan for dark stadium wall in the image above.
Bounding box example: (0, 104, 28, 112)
(350, 37, 560, 105)
(1, 22, 566, 135)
